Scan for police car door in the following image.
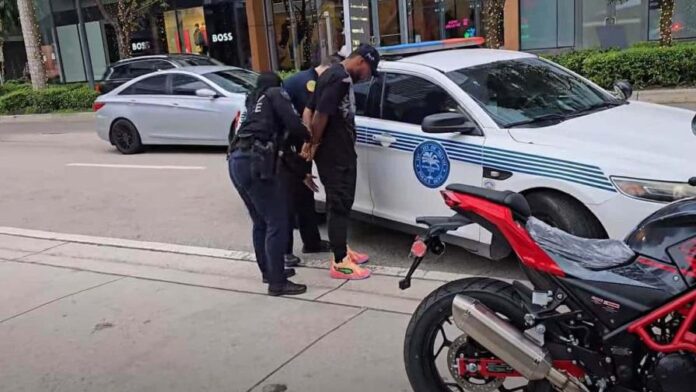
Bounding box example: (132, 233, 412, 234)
(366, 70, 484, 243)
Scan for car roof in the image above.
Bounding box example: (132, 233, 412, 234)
(114, 54, 213, 64)
(169, 65, 251, 75)
(393, 49, 537, 72)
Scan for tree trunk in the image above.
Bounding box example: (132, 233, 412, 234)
(0, 17, 5, 84)
(483, 0, 506, 49)
(659, 0, 675, 47)
(17, 0, 46, 89)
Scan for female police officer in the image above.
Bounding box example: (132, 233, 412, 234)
(228, 72, 310, 296)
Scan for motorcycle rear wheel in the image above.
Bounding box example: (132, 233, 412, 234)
(404, 277, 545, 392)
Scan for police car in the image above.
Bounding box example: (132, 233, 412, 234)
(316, 38, 696, 257)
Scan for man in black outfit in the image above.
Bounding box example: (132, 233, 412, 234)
(281, 56, 343, 266)
(303, 44, 380, 280)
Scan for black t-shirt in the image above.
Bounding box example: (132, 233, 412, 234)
(306, 64, 357, 168)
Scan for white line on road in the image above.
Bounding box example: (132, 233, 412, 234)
(66, 163, 206, 170)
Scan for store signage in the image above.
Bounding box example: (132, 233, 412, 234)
(131, 41, 151, 52)
(211, 32, 234, 43)
(445, 18, 471, 30)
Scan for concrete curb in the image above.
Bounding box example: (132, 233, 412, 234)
(633, 88, 696, 104)
(0, 112, 94, 123)
(0, 226, 469, 283)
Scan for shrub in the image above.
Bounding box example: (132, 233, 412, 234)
(278, 69, 299, 80)
(0, 85, 99, 115)
(546, 44, 696, 89)
(0, 81, 30, 97)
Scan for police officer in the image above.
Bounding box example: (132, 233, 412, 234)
(228, 72, 310, 296)
(281, 56, 343, 266)
(303, 44, 380, 280)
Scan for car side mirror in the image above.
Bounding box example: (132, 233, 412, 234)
(613, 80, 633, 101)
(196, 88, 219, 98)
(422, 113, 478, 135)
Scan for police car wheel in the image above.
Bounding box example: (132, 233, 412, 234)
(110, 119, 143, 155)
(526, 191, 607, 239)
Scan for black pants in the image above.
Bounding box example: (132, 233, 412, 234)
(317, 162, 356, 263)
(283, 162, 323, 254)
(228, 150, 289, 287)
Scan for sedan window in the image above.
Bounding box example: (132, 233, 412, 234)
(172, 74, 210, 96)
(120, 74, 168, 95)
(447, 58, 621, 128)
(382, 73, 461, 125)
(205, 70, 257, 94)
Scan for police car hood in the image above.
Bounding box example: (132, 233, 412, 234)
(507, 101, 695, 181)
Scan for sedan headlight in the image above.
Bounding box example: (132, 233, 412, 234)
(612, 177, 696, 203)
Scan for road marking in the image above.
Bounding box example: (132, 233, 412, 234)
(66, 163, 206, 170)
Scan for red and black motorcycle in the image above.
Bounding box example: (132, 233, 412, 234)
(401, 183, 696, 392)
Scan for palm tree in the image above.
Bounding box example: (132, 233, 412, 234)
(17, 0, 46, 89)
(0, 0, 19, 84)
(482, 0, 506, 49)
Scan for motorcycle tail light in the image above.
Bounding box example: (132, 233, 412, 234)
(410, 238, 427, 258)
(441, 190, 459, 208)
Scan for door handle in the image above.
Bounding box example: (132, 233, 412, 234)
(373, 133, 397, 147)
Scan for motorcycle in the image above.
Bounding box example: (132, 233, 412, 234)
(400, 183, 696, 392)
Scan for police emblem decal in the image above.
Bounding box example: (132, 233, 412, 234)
(306, 80, 316, 93)
(413, 141, 450, 188)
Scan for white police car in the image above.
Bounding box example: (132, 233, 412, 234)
(317, 39, 696, 256)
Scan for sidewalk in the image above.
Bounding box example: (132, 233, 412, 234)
(0, 230, 476, 392)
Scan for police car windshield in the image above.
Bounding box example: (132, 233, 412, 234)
(447, 58, 621, 128)
(205, 70, 258, 94)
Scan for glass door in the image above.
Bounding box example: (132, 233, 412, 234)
(370, 0, 407, 46)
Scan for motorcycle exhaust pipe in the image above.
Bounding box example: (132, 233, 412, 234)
(452, 295, 588, 392)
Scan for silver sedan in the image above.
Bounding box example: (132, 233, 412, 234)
(94, 66, 257, 154)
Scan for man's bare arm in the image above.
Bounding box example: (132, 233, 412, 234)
(310, 111, 329, 145)
(302, 108, 313, 128)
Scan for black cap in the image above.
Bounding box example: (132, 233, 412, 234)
(354, 43, 380, 76)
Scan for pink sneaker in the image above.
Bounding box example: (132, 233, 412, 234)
(347, 247, 370, 265)
(329, 257, 371, 280)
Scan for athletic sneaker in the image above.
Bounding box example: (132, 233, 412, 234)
(347, 247, 369, 265)
(330, 257, 371, 280)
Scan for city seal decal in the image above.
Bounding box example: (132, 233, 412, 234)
(413, 141, 450, 188)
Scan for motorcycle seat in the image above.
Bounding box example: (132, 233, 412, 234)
(526, 217, 635, 270)
(446, 184, 531, 218)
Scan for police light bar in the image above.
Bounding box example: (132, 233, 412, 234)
(377, 37, 485, 58)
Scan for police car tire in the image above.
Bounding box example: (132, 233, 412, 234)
(110, 119, 143, 155)
(526, 191, 606, 239)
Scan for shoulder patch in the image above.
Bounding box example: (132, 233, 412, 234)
(306, 80, 316, 93)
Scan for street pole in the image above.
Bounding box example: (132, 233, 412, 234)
(75, 0, 94, 89)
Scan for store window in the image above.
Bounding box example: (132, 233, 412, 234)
(408, 0, 480, 44)
(163, 7, 207, 55)
(520, 0, 575, 50)
(267, 0, 344, 71)
(649, 0, 696, 40)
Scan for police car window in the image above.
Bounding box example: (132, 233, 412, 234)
(120, 74, 168, 95)
(382, 73, 461, 125)
(172, 74, 209, 96)
(447, 57, 619, 128)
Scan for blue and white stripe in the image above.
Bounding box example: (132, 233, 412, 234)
(355, 126, 616, 192)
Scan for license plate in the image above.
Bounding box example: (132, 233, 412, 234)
(410, 237, 428, 258)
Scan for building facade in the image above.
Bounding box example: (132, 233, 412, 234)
(23, 0, 696, 84)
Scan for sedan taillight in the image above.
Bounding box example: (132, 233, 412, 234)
(92, 102, 106, 111)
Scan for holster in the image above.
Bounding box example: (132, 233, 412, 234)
(250, 140, 277, 180)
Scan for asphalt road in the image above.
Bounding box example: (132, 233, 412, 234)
(0, 117, 524, 279)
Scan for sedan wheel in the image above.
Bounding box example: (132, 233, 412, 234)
(110, 119, 144, 154)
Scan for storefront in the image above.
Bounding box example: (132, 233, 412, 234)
(37, 0, 254, 83)
(266, 0, 486, 71)
(519, 0, 696, 51)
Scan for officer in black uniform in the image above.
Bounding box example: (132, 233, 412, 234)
(228, 72, 310, 296)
